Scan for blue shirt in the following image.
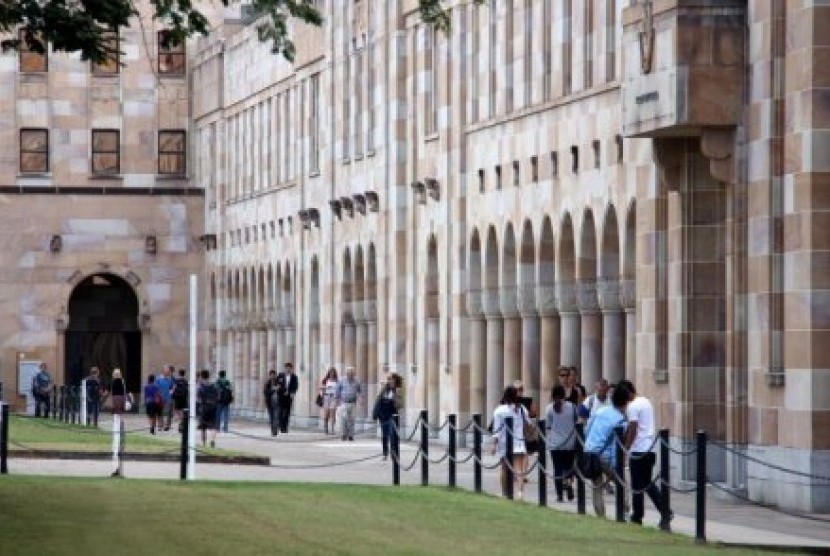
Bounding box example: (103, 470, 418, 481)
(583, 405, 627, 466)
(155, 376, 173, 402)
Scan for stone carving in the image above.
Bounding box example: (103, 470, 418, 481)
(577, 281, 600, 313)
(483, 289, 501, 316)
(364, 299, 377, 321)
(638, 0, 655, 74)
(466, 289, 483, 317)
(500, 286, 519, 317)
(517, 284, 536, 315)
(597, 277, 621, 312)
(620, 279, 636, 310)
(556, 282, 578, 313)
(535, 285, 558, 315)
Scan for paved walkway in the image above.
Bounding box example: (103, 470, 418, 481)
(8, 415, 830, 551)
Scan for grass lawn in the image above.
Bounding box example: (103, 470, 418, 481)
(0, 477, 775, 556)
(7, 416, 245, 457)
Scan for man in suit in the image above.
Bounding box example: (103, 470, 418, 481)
(275, 363, 299, 434)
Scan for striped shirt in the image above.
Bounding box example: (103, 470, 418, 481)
(336, 378, 362, 403)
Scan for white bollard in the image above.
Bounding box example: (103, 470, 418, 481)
(111, 414, 120, 465)
(80, 379, 87, 426)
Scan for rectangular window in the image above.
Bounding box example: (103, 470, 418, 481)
(158, 130, 186, 174)
(309, 73, 321, 173)
(478, 169, 485, 192)
(551, 151, 559, 178)
(158, 31, 185, 75)
(20, 128, 49, 173)
(495, 165, 502, 189)
(19, 29, 47, 72)
(593, 139, 601, 169)
(513, 160, 520, 186)
(563, 0, 572, 95)
(425, 25, 437, 135)
(543, 0, 552, 101)
(91, 31, 119, 75)
(584, 0, 594, 89)
(91, 129, 120, 175)
(606, 0, 616, 82)
(531, 156, 539, 182)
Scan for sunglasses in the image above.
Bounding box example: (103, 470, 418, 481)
(559, 374, 569, 378)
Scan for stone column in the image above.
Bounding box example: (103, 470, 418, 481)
(598, 278, 625, 384)
(484, 290, 503, 413)
(537, 285, 560, 405)
(620, 279, 636, 380)
(518, 285, 540, 405)
(249, 326, 261, 411)
(257, 329, 268, 411)
(343, 321, 356, 369)
(501, 286, 522, 386)
(467, 291, 487, 417)
(427, 317, 440, 425)
(578, 281, 602, 388)
(557, 282, 581, 369)
(240, 330, 250, 411)
(267, 327, 277, 371)
(233, 330, 243, 410)
(355, 302, 369, 417)
(366, 298, 378, 406)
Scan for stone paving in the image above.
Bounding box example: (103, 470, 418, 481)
(7, 415, 830, 550)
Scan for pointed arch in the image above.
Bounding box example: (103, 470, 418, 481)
(579, 208, 597, 281)
(600, 204, 620, 279)
(558, 213, 576, 283)
(539, 216, 555, 286)
(469, 228, 483, 292)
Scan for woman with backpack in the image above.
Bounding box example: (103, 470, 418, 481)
(371, 372, 402, 460)
(215, 370, 234, 433)
(545, 385, 578, 502)
(143, 374, 163, 434)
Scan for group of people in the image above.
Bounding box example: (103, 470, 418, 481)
(490, 367, 673, 531)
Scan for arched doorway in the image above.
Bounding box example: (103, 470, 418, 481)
(65, 273, 141, 393)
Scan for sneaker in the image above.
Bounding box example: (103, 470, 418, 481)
(658, 511, 674, 531)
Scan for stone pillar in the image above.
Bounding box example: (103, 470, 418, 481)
(240, 331, 250, 411)
(426, 317, 440, 425)
(536, 286, 560, 404)
(285, 326, 296, 367)
(467, 290, 487, 417)
(344, 321, 356, 368)
(267, 328, 277, 371)
(356, 317, 369, 417)
(234, 330, 243, 411)
(484, 289, 503, 413)
(367, 319, 378, 404)
(578, 281, 602, 389)
(257, 329, 268, 411)
(620, 279, 636, 380)
(501, 286, 521, 386)
(598, 278, 624, 384)
(249, 328, 261, 410)
(557, 282, 581, 369)
(518, 285, 540, 405)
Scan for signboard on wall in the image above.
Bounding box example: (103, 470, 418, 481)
(18, 360, 42, 415)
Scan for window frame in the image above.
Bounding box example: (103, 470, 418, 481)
(19, 128, 49, 174)
(91, 129, 121, 175)
(91, 30, 120, 75)
(18, 29, 48, 73)
(157, 30, 186, 76)
(158, 129, 187, 175)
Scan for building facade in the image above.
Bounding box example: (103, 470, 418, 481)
(0, 3, 233, 395)
(193, 0, 829, 511)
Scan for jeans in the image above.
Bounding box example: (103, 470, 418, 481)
(87, 399, 101, 427)
(277, 397, 293, 433)
(591, 458, 616, 517)
(550, 449, 575, 499)
(34, 393, 51, 418)
(161, 399, 174, 429)
(216, 403, 230, 433)
(380, 418, 395, 456)
(341, 403, 356, 439)
(630, 451, 665, 522)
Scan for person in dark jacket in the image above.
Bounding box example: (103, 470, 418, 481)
(372, 372, 403, 461)
(275, 363, 299, 434)
(264, 370, 277, 434)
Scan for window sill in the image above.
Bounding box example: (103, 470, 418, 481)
(354, 153, 364, 161)
(366, 149, 376, 157)
(308, 169, 321, 178)
(155, 174, 188, 180)
(424, 133, 439, 143)
(88, 174, 123, 180)
(342, 158, 351, 165)
(17, 173, 52, 179)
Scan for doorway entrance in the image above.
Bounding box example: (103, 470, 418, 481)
(64, 273, 141, 394)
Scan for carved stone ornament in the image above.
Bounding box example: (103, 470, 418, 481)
(639, 0, 655, 74)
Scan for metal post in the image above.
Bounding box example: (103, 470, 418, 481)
(505, 416, 514, 500)
(70, 386, 77, 425)
(660, 428, 671, 522)
(695, 430, 707, 544)
(575, 422, 586, 514)
(117, 418, 125, 476)
(448, 414, 457, 488)
(59, 386, 65, 422)
(473, 413, 482, 493)
(80, 379, 88, 426)
(1, 403, 9, 474)
(420, 409, 428, 486)
(614, 425, 626, 523)
(537, 419, 547, 507)
(180, 409, 190, 480)
(51, 385, 57, 420)
(391, 414, 400, 486)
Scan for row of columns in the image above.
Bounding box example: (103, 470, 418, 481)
(468, 278, 635, 414)
(340, 301, 378, 418)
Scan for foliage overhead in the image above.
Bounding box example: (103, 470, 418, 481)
(0, 0, 486, 64)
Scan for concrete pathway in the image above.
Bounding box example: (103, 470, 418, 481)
(8, 415, 830, 551)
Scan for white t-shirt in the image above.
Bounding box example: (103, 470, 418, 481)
(492, 403, 529, 456)
(626, 395, 656, 453)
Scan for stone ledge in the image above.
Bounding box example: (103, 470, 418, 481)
(8, 449, 270, 466)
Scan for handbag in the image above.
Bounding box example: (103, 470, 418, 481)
(315, 393, 324, 408)
(124, 393, 134, 412)
(521, 407, 540, 454)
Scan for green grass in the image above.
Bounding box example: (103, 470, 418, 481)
(0, 477, 777, 556)
(7, 416, 245, 456)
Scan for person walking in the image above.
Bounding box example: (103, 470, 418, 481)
(215, 370, 234, 433)
(143, 374, 163, 434)
(545, 385, 577, 502)
(110, 368, 128, 416)
(319, 368, 339, 435)
(275, 363, 299, 434)
(155, 366, 175, 431)
(372, 372, 402, 461)
(490, 385, 532, 500)
(582, 385, 629, 517)
(31, 363, 53, 418)
(264, 370, 277, 434)
(620, 380, 673, 531)
(336, 367, 362, 441)
(171, 368, 189, 431)
(85, 367, 103, 427)
(197, 369, 220, 448)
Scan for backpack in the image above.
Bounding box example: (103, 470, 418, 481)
(86, 378, 100, 401)
(201, 383, 219, 411)
(172, 378, 189, 402)
(218, 381, 234, 405)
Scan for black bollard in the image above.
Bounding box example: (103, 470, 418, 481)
(537, 419, 547, 507)
(392, 414, 400, 486)
(180, 409, 190, 480)
(1, 403, 9, 474)
(448, 414, 457, 488)
(505, 416, 514, 500)
(59, 386, 66, 422)
(614, 426, 626, 523)
(420, 410, 429, 487)
(695, 430, 707, 544)
(51, 385, 57, 420)
(575, 422, 586, 515)
(660, 428, 671, 522)
(70, 387, 77, 425)
(473, 414, 482, 493)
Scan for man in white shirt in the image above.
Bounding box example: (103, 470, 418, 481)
(620, 380, 672, 531)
